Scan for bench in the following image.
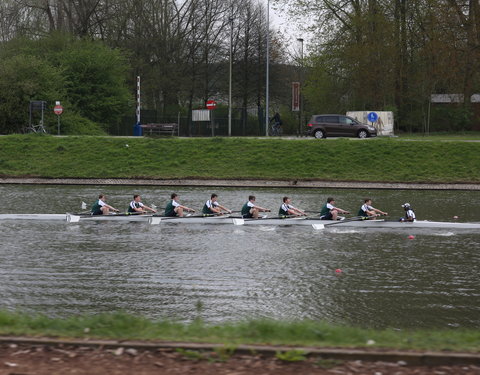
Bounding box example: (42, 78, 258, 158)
(140, 123, 178, 136)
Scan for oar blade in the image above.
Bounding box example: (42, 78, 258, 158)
(66, 214, 80, 223)
(232, 218, 245, 226)
(148, 217, 162, 225)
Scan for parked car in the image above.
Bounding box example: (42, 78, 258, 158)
(306, 114, 377, 139)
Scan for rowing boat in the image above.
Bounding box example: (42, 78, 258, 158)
(236, 217, 480, 229)
(65, 213, 232, 224)
(0, 214, 67, 221)
(0, 213, 479, 230)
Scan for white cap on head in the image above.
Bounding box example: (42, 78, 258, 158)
(402, 203, 410, 208)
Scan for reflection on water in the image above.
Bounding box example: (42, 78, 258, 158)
(0, 185, 479, 329)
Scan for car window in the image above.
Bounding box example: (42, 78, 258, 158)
(323, 116, 339, 123)
(340, 116, 355, 125)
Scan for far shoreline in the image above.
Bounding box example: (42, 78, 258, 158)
(1, 177, 479, 191)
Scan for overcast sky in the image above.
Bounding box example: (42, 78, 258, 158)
(268, 3, 310, 60)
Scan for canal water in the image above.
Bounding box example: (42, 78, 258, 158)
(0, 184, 479, 329)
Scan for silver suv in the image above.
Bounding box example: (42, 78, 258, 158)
(306, 114, 377, 139)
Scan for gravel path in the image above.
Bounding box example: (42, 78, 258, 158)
(1, 178, 479, 190)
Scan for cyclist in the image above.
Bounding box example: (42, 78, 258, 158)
(269, 112, 282, 136)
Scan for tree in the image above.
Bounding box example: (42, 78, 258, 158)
(0, 33, 131, 133)
(0, 54, 65, 133)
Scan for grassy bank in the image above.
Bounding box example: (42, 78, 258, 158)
(0, 134, 479, 183)
(396, 131, 480, 140)
(0, 311, 479, 352)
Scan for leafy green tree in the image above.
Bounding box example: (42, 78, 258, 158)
(0, 33, 131, 134)
(56, 39, 132, 129)
(0, 54, 65, 133)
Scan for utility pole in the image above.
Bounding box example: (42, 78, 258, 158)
(228, 13, 234, 136)
(297, 38, 304, 137)
(265, 0, 270, 136)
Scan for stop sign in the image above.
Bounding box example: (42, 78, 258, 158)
(206, 100, 217, 110)
(54, 105, 63, 115)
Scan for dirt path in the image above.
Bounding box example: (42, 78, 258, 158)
(1, 341, 479, 375)
(1, 177, 479, 190)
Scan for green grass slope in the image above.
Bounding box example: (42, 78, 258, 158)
(0, 135, 479, 183)
(0, 311, 479, 352)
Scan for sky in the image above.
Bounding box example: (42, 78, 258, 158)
(267, 2, 310, 60)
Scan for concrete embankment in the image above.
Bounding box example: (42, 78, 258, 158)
(1, 177, 479, 190)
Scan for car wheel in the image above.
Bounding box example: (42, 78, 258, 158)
(314, 129, 325, 139)
(358, 130, 368, 139)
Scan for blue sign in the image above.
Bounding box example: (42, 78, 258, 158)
(367, 112, 378, 123)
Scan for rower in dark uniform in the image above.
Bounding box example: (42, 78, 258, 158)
(400, 203, 416, 222)
(128, 194, 157, 214)
(202, 194, 232, 216)
(241, 195, 270, 219)
(91, 194, 119, 215)
(358, 198, 387, 218)
(319, 197, 350, 220)
(164, 193, 195, 217)
(278, 197, 306, 217)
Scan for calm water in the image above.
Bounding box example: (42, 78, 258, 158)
(0, 184, 479, 329)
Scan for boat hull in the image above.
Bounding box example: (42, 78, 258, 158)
(0, 214, 479, 229)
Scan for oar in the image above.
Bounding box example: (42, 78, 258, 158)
(66, 213, 81, 223)
(148, 216, 162, 225)
(311, 216, 366, 230)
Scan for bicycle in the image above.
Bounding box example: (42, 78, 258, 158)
(22, 122, 47, 134)
(269, 122, 282, 136)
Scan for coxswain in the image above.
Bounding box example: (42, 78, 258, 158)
(241, 195, 270, 219)
(319, 197, 350, 220)
(164, 193, 195, 217)
(278, 197, 306, 217)
(202, 194, 232, 216)
(128, 194, 157, 214)
(400, 203, 416, 222)
(91, 194, 119, 215)
(358, 198, 387, 218)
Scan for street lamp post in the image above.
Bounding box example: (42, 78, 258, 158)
(297, 38, 304, 137)
(228, 15, 234, 137)
(265, 0, 270, 136)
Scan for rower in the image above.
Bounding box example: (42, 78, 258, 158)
(279, 197, 306, 217)
(202, 194, 232, 216)
(128, 194, 157, 214)
(400, 203, 416, 222)
(241, 195, 270, 219)
(358, 198, 387, 218)
(91, 194, 119, 215)
(165, 193, 195, 217)
(319, 197, 350, 220)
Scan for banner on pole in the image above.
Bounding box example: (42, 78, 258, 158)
(292, 82, 300, 112)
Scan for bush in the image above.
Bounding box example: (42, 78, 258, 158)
(56, 112, 106, 135)
(0, 55, 66, 134)
(0, 33, 132, 135)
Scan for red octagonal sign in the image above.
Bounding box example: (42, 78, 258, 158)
(206, 100, 217, 110)
(54, 105, 63, 115)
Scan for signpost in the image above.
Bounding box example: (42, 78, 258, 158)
(205, 100, 217, 136)
(367, 111, 378, 123)
(206, 100, 217, 110)
(292, 82, 300, 112)
(54, 101, 63, 135)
